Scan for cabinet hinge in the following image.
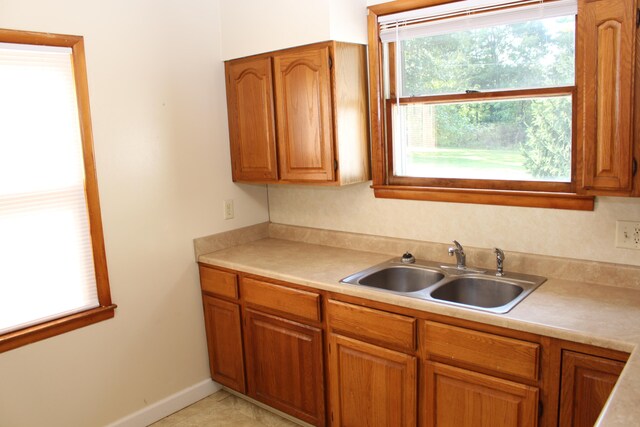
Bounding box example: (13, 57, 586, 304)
(329, 55, 333, 69)
(633, 158, 638, 177)
(538, 401, 544, 418)
(637, 8, 640, 27)
(334, 159, 338, 171)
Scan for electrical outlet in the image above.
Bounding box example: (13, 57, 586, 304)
(223, 199, 234, 220)
(615, 220, 640, 249)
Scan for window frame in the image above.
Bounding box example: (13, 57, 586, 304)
(0, 28, 115, 353)
(367, 0, 596, 210)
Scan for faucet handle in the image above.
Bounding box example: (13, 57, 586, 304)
(493, 247, 505, 276)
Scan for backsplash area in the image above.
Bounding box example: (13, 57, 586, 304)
(194, 222, 640, 291)
(267, 182, 640, 267)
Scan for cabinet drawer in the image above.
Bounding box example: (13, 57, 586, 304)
(241, 277, 321, 322)
(424, 321, 539, 381)
(199, 265, 238, 299)
(327, 300, 416, 352)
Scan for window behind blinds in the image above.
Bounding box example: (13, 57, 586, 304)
(0, 42, 99, 335)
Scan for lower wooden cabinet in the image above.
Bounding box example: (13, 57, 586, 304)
(199, 264, 629, 427)
(244, 308, 325, 426)
(202, 295, 245, 393)
(559, 351, 626, 427)
(328, 333, 417, 427)
(424, 362, 539, 427)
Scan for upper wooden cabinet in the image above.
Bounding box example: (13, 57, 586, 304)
(225, 41, 370, 185)
(578, 0, 638, 195)
(225, 57, 278, 182)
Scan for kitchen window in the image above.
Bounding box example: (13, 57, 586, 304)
(0, 29, 115, 353)
(368, 0, 596, 209)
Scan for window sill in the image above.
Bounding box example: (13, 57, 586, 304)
(372, 185, 594, 210)
(0, 305, 117, 353)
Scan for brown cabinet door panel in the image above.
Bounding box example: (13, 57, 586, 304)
(274, 46, 335, 182)
(424, 362, 538, 427)
(559, 350, 625, 427)
(225, 57, 278, 182)
(578, 0, 636, 193)
(244, 309, 325, 426)
(202, 295, 245, 392)
(329, 333, 417, 427)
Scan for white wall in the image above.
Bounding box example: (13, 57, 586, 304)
(220, 0, 331, 60)
(220, 0, 367, 60)
(0, 0, 269, 426)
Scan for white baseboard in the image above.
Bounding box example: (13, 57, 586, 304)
(106, 379, 221, 427)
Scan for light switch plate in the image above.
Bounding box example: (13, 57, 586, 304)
(615, 220, 640, 249)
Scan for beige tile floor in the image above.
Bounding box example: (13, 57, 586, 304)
(151, 390, 300, 427)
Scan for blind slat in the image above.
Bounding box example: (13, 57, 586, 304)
(380, 0, 577, 42)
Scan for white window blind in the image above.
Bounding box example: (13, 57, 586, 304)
(379, 0, 577, 42)
(0, 42, 99, 335)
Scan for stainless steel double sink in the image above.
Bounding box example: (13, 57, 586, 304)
(340, 258, 546, 314)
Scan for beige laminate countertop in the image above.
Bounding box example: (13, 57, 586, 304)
(198, 237, 640, 427)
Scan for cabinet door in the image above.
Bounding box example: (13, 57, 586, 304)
(202, 295, 245, 392)
(273, 45, 335, 182)
(329, 333, 417, 427)
(424, 362, 538, 427)
(244, 309, 325, 426)
(578, 0, 636, 194)
(225, 57, 278, 182)
(559, 351, 625, 427)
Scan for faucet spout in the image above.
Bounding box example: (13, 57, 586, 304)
(448, 240, 466, 269)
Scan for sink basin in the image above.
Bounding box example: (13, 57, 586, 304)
(358, 266, 444, 292)
(430, 277, 524, 308)
(340, 258, 546, 314)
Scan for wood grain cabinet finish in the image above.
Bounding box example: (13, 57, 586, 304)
(327, 299, 416, 352)
(225, 57, 278, 182)
(559, 350, 626, 427)
(243, 309, 325, 426)
(202, 295, 245, 393)
(224, 41, 370, 185)
(199, 265, 238, 299)
(578, 0, 637, 195)
(328, 333, 417, 427)
(424, 321, 540, 382)
(241, 276, 321, 322)
(424, 362, 539, 427)
(274, 46, 334, 182)
(198, 266, 630, 427)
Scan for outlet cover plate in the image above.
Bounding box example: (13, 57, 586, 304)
(615, 220, 640, 249)
(223, 199, 234, 220)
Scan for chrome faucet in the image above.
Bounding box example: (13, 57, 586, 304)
(448, 240, 466, 269)
(494, 247, 505, 276)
